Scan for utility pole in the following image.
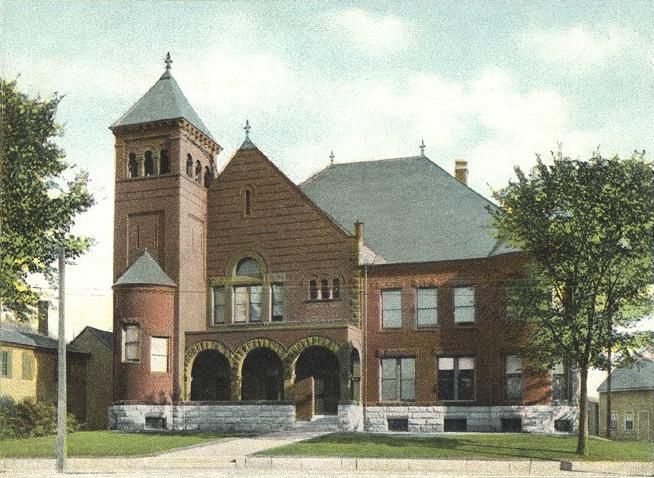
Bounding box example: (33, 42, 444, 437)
(56, 247, 67, 473)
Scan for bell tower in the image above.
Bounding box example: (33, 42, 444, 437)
(110, 54, 221, 401)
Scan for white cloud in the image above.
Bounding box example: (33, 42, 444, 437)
(332, 8, 413, 53)
(522, 25, 637, 71)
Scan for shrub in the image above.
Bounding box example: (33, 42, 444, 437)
(0, 396, 78, 440)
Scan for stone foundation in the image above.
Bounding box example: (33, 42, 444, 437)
(338, 403, 364, 431)
(109, 402, 296, 432)
(364, 405, 578, 433)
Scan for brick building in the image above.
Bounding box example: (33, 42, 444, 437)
(108, 57, 576, 433)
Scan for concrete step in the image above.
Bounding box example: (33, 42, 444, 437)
(292, 415, 339, 431)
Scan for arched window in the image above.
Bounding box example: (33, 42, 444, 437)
(244, 188, 252, 216)
(204, 166, 212, 188)
(236, 257, 259, 276)
(321, 279, 330, 300)
(144, 151, 154, 176)
(195, 160, 202, 182)
(160, 149, 170, 174)
(233, 257, 262, 323)
(332, 278, 340, 299)
(309, 280, 318, 300)
(128, 153, 138, 178)
(186, 154, 193, 177)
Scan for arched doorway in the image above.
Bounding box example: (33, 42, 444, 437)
(190, 350, 230, 401)
(241, 348, 283, 400)
(295, 346, 340, 416)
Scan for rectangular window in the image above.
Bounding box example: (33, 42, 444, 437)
(504, 355, 523, 401)
(21, 351, 33, 380)
(0, 350, 11, 378)
(271, 284, 284, 322)
(454, 287, 475, 323)
(551, 363, 569, 402)
(150, 337, 169, 373)
(380, 357, 415, 401)
(625, 413, 634, 431)
(438, 356, 475, 401)
(381, 290, 402, 328)
(609, 413, 617, 430)
(416, 288, 438, 327)
(213, 286, 224, 324)
(122, 325, 140, 363)
(233, 285, 262, 322)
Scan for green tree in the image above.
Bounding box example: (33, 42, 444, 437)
(0, 79, 94, 321)
(491, 151, 653, 455)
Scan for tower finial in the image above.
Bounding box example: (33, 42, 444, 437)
(164, 52, 172, 71)
(244, 119, 251, 138)
(329, 150, 335, 165)
(419, 139, 426, 157)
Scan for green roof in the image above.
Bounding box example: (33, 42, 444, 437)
(300, 156, 516, 263)
(598, 359, 654, 392)
(111, 69, 216, 142)
(114, 250, 176, 288)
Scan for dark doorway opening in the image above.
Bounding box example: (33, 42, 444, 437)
(501, 418, 523, 433)
(295, 346, 340, 415)
(241, 348, 283, 400)
(190, 350, 231, 401)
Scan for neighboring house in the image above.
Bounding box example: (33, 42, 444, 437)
(0, 321, 88, 422)
(69, 326, 113, 429)
(108, 56, 577, 433)
(598, 359, 654, 441)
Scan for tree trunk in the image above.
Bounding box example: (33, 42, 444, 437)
(576, 366, 589, 455)
(605, 348, 612, 439)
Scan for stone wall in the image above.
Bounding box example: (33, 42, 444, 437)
(109, 403, 296, 432)
(364, 405, 578, 433)
(338, 404, 364, 431)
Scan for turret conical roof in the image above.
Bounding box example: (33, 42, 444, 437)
(114, 250, 176, 288)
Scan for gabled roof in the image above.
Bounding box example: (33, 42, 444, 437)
(0, 322, 83, 352)
(300, 156, 516, 264)
(598, 359, 654, 392)
(110, 69, 216, 142)
(72, 326, 113, 351)
(114, 250, 176, 288)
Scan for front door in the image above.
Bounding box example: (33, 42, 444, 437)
(638, 411, 650, 441)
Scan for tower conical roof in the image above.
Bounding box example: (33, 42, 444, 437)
(114, 250, 176, 288)
(111, 68, 216, 142)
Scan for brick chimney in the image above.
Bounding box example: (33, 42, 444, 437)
(454, 160, 468, 185)
(37, 300, 49, 336)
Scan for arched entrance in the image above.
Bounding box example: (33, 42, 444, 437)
(241, 348, 283, 400)
(190, 350, 231, 401)
(295, 346, 340, 416)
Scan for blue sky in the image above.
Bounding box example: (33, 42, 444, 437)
(3, 1, 654, 336)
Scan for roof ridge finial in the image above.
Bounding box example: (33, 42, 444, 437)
(244, 119, 251, 138)
(419, 139, 426, 157)
(164, 52, 172, 71)
(329, 150, 335, 165)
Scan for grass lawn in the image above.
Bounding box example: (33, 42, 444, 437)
(260, 433, 654, 462)
(0, 431, 228, 458)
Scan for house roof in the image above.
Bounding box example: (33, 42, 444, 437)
(73, 326, 113, 351)
(300, 156, 517, 264)
(0, 322, 84, 353)
(114, 250, 176, 288)
(110, 69, 216, 142)
(598, 359, 654, 392)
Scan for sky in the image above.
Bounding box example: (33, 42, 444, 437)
(2, 1, 654, 340)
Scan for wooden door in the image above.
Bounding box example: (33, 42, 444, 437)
(295, 376, 314, 421)
(637, 411, 650, 441)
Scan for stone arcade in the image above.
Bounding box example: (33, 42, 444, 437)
(108, 56, 577, 434)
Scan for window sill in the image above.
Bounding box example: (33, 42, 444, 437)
(305, 298, 342, 304)
(438, 399, 477, 403)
